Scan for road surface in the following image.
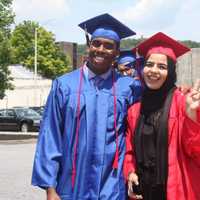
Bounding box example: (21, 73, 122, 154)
(0, 138, 45, 200)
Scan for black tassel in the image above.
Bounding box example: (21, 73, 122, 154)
(84, 25, 90, 47)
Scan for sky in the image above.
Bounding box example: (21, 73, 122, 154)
(12, 0, 200, 44)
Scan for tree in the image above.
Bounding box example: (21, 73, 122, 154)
(180, 40, 200, 48)
(11, 20, 72, 79)
(0, 0, 14, 99)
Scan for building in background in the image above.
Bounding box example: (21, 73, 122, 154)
(0, 65, 51, 109)
(0, 41, 81, 109)
(56, 41, 78, 70)
(56, 41, 88, 68)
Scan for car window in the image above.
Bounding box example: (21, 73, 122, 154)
(26, 109, 40, 117)
(16, 110, 25, 117)
(6, 110, 15, 117)
(15, 108, 40, 117)
(0, 110, 6, 117)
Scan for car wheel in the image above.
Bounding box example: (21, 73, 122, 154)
(21, 123, 29, 132)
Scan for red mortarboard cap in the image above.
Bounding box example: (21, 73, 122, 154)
(133, 32, 190, 62)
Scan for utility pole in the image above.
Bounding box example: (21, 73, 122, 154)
(34, 27, 38, 83)
(33, 19, 55, 106)
(34, 27, 38, 106)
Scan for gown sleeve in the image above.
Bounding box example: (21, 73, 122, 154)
(123, 107, 137, 181)
(130, 79, 143, 104)
(182, 107, 200, 166)
(31, 79, 68, 189)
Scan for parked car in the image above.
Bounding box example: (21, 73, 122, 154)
(0, 107, 41, 132)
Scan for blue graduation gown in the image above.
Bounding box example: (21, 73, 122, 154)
(32, 68, 141, 200)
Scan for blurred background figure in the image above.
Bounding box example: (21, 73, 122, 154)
(117, 50, 144, 98)
(117, 50, 143, 79)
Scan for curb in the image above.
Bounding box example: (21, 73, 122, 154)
(0, 132, 38, 140)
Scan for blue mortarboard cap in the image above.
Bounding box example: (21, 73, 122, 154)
(118, 49, 145, 68)
(78, 13, 136, 42)
(118, 49, 144, 75)
(118, 50, 136, 68)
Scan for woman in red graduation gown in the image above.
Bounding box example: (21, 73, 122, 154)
(123, 32, 200, 200)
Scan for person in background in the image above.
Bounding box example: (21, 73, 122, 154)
(117, 49, 144, 99)
(32, 13, 142, 200)
(117, 50, 142, 78)
(123, 32, 200, 200)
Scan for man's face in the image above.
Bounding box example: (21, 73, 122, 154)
(87, 37, 119, 75)
(118, 62, 134, 76)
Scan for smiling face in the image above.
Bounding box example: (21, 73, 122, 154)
(87, 37, 119, 75)
(143, 53, 168, 90)
(118, 63, 133, 76)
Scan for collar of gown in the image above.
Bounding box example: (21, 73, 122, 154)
(83, 62, 112, 80)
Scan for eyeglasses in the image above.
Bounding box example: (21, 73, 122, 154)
(90, 39, 116, 50)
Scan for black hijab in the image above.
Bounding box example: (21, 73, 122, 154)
(134, 57, 177, 189)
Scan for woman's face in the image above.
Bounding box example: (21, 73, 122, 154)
(143, 53, 168, 90)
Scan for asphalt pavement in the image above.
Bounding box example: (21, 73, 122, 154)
(0, 132, 45, 200)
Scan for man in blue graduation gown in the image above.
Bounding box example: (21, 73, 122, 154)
(32, 13, 142, 200)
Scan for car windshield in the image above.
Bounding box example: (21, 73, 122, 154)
(15, 108, 40, 117)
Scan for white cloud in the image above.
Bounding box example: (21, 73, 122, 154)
(116, 0, 184, 32)
(12, 0, 70, 23)
(164, 0, 200, 41)
(11, 0, 200, 43)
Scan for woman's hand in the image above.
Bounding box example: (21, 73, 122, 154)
(186, 79, 200, 121)
(46, 187, 61, 200)
(178, 84, 191, 94)
(128, 172, 143, 199)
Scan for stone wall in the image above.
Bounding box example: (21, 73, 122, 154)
(176, 48, 200, 86)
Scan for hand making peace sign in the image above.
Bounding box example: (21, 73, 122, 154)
(186, 79, 200, 121)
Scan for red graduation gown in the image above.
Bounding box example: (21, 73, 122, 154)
(124, 89, 200, 200)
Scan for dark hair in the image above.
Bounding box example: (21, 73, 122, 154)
(166, 56, 177, 86)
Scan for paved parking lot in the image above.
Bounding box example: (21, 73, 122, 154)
(0, 137, 45, 200)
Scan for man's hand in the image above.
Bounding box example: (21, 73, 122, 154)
(46, 187, 61, 200)
(186, 79, 200, 121)
(128, 172, 143, 199)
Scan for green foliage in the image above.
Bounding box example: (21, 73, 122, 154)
(0, 0, 14, 99)
(120, 38, 145, 49)
(0, 0, 14, 34)
(77, 44, 87, 56)
(180, 40, 200, 48)
(11, 20, 72, 79)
